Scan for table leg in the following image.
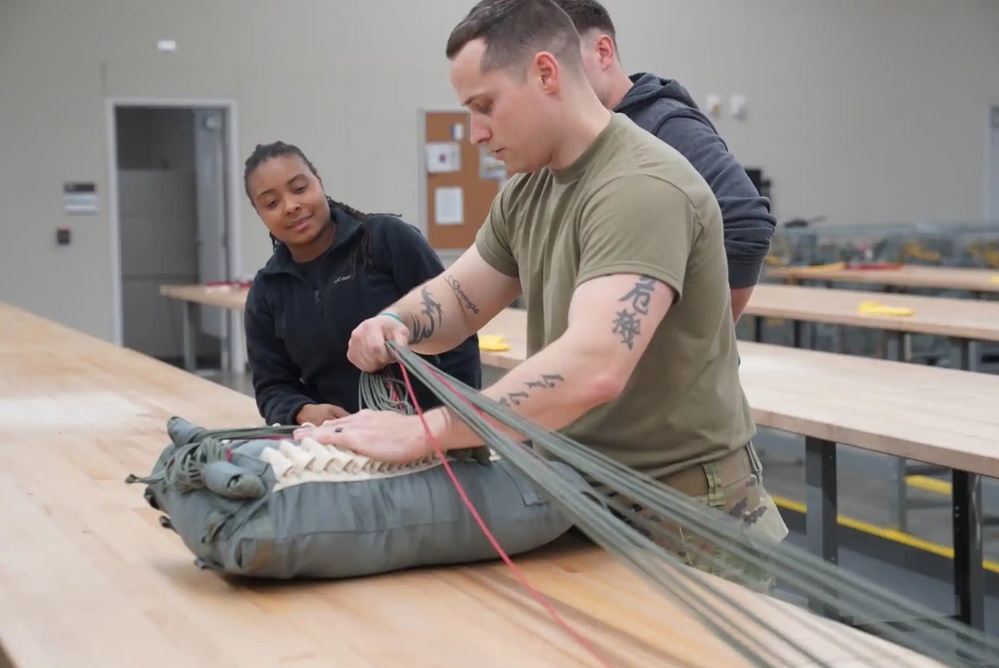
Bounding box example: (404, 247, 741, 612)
(885, 331, 902, 361)
(805, 436, 839, 619)
(952, 470, 984, 631)
(181, 301, 196, 372)
(886, 331, 910, 532)
(949, 337, 976, 372)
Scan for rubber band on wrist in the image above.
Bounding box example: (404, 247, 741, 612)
(379, 312, 405, 326)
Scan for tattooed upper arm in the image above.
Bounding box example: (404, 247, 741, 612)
(446, 274, 480, 316)
(394, 247, 520, 353)
(612, 275, 658, 350)
(567, 273, 675, 361)
(407, 285, 444, 345)
(434, 245, 522, 331)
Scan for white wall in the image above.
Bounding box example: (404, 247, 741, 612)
(1, 0, 998, 341)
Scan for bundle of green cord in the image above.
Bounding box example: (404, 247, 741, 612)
(358, 368, 491, 464)
(360, 343, 999, 668)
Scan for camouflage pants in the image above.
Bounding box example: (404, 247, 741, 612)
(608, 444, 789, 593)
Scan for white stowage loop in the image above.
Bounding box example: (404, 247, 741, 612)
(259, 447, 294, 479)
(299, 438, 333, 471)
(265, 438, 444, 491)
(279, 440, 315, 475)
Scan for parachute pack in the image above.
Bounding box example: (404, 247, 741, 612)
(127, 416, 584, 580)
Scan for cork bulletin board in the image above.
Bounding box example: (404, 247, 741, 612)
(420, 109, 508, 251)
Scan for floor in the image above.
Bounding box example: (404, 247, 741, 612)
(199, 364, 999, 637)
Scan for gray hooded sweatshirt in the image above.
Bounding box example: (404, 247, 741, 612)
(615, 73, 776, 290)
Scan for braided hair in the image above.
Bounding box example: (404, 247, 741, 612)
(243, 141, 374, 273)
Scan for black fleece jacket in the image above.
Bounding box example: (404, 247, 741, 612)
(244, 205, 481, 425)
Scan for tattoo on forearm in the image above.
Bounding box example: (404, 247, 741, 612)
(497, 373, 564, 407)
(446, 274, 480, 315)
(612, 275, 657, 350)
(408, 286, 444, 344)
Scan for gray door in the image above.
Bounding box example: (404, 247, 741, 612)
(117, 106, 200, 362)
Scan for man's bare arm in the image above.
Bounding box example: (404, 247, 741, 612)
(384, 246, 521, 355)
(730, 286, 754, 323)
(415, 272, 675, 450)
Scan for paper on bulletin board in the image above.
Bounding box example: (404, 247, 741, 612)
(426, 142, 461, 173)
(434, 187, 463, 225)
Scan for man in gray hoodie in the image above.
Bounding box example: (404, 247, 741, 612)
(554, 0, 776, 321)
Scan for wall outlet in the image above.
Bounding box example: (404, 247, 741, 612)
(730, 95, 748, 120)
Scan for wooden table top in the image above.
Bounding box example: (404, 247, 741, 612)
(746, 282, 999, 341)
(479, 308, 999, 479)
(0, 301, 945, 667)
(160, 283, 249, 310)
(766, 264, 999, 293)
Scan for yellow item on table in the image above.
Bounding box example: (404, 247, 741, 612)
(857, 300, 915, 317)
(800, 261, 846, 272)
(990, 275, 999, 284)
(478, 334, 511, 352)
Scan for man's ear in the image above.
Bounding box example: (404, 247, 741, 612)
(534, 51, 561, 95)
(595, 34, 616, 69)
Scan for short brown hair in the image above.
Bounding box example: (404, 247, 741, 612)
(550, 0, 617, 43)
(445, 0, 584, 77)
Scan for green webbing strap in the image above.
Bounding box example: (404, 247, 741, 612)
(703, 461, 726, 509)
(197, 425, 298, 441)
(746, 441, 764, 480)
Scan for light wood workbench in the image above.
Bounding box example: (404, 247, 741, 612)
(741, 281, 999, 530)
(767, 264, 999, 295)
(478, 307, 999, 630)
(746, 282, 999, 358)
(0, 301, 952, 668)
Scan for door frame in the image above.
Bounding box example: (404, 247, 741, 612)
(105, 96, 245, 372)
(986, 103, 999, 223)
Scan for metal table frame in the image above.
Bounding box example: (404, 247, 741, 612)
(803, 436, 985, 631)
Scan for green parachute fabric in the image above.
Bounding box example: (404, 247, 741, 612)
(127, 416, 583, 579)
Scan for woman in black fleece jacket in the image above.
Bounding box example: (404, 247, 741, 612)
(242, 141, 481, 426)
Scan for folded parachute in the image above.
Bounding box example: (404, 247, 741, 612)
(126, 416, 583, 580)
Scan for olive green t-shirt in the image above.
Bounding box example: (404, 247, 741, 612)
(475, 113, 754, 480)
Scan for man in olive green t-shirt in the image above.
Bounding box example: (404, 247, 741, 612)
(473, 111, 754, 479)
(296, 0, 788, 590)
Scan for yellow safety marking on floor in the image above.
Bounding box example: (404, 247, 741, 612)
(770, 494, 999, 575)
(906, 475, 952, 496)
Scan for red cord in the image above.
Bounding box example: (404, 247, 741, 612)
(393, 359, 614, 668)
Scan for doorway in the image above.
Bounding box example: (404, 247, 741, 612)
(106, 99, 244, 374)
